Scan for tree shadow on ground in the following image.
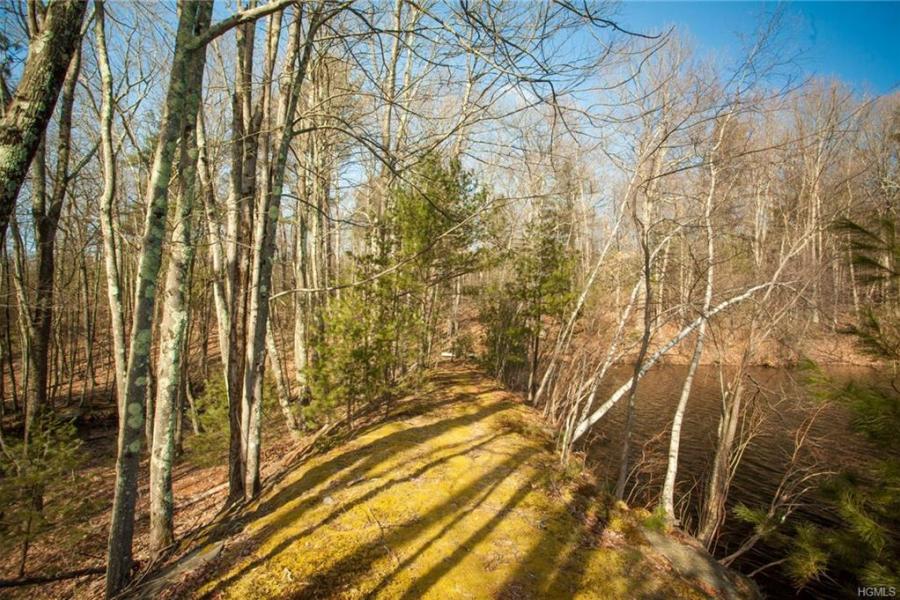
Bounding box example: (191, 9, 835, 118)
(154, 367, 697, 600)
(390, 472, 541, 600)
(197, 370, 505, 532)
(262, 447, 539, 600)
(193, 369, 518, 598)
(493, 483, 601, 600)
(198, 369, 669, 600)
(198, 431, 510, 599)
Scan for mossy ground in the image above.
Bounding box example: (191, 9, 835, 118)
(175, 365, 730, 599)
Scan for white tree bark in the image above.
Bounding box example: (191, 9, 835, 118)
(570, 281, 782, 444)
(661, 161, 718, 522)
(149, 128, 199, 558)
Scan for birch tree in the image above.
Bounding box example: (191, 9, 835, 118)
(658, 65, 749, 521)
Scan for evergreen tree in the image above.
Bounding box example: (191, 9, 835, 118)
(782, 214, 900, 591)
(480, 198, 577, 397)
(308, 152, 490, 424)
(0, 415, 90, 577)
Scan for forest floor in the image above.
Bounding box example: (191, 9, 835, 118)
(0, 385, 300, 599)
(124, 364, 757, 600)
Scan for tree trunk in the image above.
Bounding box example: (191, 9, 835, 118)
(662, 156, 719, 522)
(661, 321, 708, 522)
(697, 365, 746, 547)
(292, 205, 309, 395)
(571, 281, 780, 443)
(241, 8, 321, 499)
(0, 0, 87, 245)
(104, 3, 212, 596)
(94, 1, 127, 410)
(22, 46, 80, 448)
(223, 19, 256, 504)
(615, 234, 653, 500)
(149, 124, 199, 559)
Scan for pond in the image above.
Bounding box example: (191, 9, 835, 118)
(582, 363, 881, 599)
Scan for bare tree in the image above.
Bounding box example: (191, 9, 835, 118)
(93, 0, 127, 409)
(105, 2, 213, 595)
(22, 37, 82, 449)
(148, 118, 201, 557)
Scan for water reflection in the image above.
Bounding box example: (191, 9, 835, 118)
(581, 363, 880, 599)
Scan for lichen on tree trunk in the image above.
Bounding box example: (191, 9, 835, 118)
(0, 0, 87, 245)
(104, 2, 213, 596)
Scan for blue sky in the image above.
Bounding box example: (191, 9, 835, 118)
(613, 1, 899, 94)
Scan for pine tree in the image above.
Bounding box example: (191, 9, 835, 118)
(480, 198, 577, 396)
(783, 213, 900, 591)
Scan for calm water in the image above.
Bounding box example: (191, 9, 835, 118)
(581, 364, 881, 599)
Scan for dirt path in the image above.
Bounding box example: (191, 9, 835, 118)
(147, 365, 753, 600)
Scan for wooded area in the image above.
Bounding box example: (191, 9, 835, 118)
(0, 0, 897, 598)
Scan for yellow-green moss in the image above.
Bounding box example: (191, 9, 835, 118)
(189, 367, 729, 599)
